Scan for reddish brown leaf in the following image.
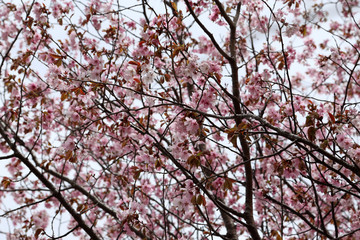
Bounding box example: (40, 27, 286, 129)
(328, 112, 335, 123)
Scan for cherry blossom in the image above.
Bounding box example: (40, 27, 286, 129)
(0, 0, 359, 239)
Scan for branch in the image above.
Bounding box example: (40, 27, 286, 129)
(183, 0, 232, 62)
(0, 124, 101, 240)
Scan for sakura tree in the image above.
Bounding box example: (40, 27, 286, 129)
(0, 0, 360, 239)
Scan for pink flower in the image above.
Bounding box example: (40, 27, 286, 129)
(330, 21, 341, 31)
(126, 21, 136, 30)
(92, 16, 101, 30)
(28, 83, 38, 92)
(51, 2, 62, 18)
(209, 5, 220, 22)
(213, 132, 224, 141)
(69, 31, 77, 49)
(336, 133, 352, 150)
(184, 118, 199, 134)
(32, 210, 49, 229)
(63, 137, 76, 151)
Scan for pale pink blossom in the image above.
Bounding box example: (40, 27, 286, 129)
(32, 210, 49, 229)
